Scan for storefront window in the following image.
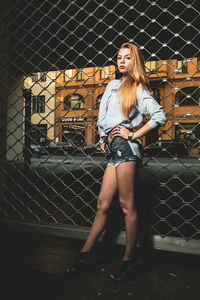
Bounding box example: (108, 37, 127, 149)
(64, 94, 85, 109)
(175, 123, 200, 149)
(175, 87, 200, 105)
(145, 127, 158, 146)
(30, 124, 47, 145)
(62, 125, 85, 146)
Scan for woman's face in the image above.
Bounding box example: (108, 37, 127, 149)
(117, 47, 133, 75)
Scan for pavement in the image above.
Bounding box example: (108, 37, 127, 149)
(1, 229, 200, 300)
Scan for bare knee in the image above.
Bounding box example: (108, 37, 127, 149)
(119, 201, 129, 216)
(119, 198, 136, 216)
(97, 196, 110, 214)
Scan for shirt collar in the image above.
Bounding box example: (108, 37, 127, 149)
(111, 79, 122, 91)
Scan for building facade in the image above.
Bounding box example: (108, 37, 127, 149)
(24, 71, 56, 144)
(159, 57, 200, 156)
(55, 66, 115, 146)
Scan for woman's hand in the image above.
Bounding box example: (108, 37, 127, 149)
(111, 125, 130, 140)
(99, 143, 108, 154)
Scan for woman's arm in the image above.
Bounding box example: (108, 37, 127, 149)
(131, 87, 167, 140)
(112, 86, 167, 141)
(139, 87, 167, 129)
(111, 122, 153, 141)
(131, 122, 153, 141)
(99, 142, 108, 154)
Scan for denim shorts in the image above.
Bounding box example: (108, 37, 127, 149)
(107, 136, 140, 167)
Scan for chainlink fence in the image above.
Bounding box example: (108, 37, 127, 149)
(1, 0, 200, 254)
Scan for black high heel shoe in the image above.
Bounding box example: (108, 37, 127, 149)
(66, 252, 93, 274)
(110, 260, 137, 282)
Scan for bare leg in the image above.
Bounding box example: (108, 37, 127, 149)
(81, 164, 117, 252)
(116, 161, 138, 261)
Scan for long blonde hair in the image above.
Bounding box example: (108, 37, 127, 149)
(118, 43, 149, 119)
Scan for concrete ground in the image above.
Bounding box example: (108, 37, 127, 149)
(1, 229, 200, 300)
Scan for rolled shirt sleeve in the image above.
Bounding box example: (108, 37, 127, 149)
(139, 87, 167, 129)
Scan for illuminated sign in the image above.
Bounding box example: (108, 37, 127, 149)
(60, 117, 86, 122)
(174, 115, 200, 120)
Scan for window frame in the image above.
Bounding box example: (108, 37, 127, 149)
(65, 69, 73, 81)
(32, 95, 45, 113)
(77, 68, 85, 81)
(64, 93, 85, 110)
(100, 66, 110, 79)
(177, 59, 187, 73)
(40, 73, 46, 82)
(145, 60, 158, 73)
(175, 87, 200, 106)
(31, 73, 39, 82)
(32, 72, 46, 82)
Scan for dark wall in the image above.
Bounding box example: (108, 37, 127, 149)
(0, 0, 9, 195)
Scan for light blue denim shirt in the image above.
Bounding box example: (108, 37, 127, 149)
(97, 79, 167, 160)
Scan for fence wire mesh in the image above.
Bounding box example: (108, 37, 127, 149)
(1, 0, 200, 251)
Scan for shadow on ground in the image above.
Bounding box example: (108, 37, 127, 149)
(1, 229, 200, 300)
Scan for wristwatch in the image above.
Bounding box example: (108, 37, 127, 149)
(128, 131, 134, 141)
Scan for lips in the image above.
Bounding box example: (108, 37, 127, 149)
(119, 66, 125, 69)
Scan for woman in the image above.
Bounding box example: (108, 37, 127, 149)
(66, 42, 167, 281)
